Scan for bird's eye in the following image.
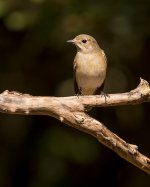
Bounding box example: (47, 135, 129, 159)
(82, 39, 87, 43)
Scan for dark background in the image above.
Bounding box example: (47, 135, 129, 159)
(0, 0, 149, 186)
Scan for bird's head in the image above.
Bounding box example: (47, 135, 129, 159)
(67, 34, 100, 53)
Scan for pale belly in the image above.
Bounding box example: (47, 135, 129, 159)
(76, 61, 106, 95)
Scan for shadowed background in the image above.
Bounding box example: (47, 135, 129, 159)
(0, 0, 149, 186)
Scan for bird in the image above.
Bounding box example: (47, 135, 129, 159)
(67, 34, 107, 96)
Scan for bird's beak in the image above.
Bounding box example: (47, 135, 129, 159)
(67, 39, 74, 43)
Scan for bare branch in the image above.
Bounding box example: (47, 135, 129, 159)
(79, 78, 150, 107)
(0, 78, 149, 174)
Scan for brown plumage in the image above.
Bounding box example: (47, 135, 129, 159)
(68, 34, 107, 95)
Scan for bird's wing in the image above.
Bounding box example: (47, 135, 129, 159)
(101, 49, 107, 64)
(95, 50, 107, 94)
(73, 59, 79, 95)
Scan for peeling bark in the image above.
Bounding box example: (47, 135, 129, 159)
(0, 78, 150, 174)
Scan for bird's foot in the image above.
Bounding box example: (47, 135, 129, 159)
(75, 88, 82, 98)
(75, 93, 82, 98)
(100, 91, 110, 103)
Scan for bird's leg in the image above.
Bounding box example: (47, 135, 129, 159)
(75, 88, 82, 98)
(100, 91, 110, 103)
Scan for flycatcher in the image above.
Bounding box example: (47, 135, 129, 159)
(68, 34, 107, 95)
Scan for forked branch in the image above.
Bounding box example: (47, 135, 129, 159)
(0, 78, 149, 174)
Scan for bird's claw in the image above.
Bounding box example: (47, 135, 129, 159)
(75, 88, 83, 98)
(100, 91, 110, 103)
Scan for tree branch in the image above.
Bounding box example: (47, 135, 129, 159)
(0, 78, 149, 174)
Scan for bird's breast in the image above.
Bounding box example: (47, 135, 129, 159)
(75, 52, 106, 95)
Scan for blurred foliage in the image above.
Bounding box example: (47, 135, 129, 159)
(0, 0, 150, 186)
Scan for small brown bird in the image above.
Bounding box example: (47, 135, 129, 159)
(67, 34, 107, 95)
